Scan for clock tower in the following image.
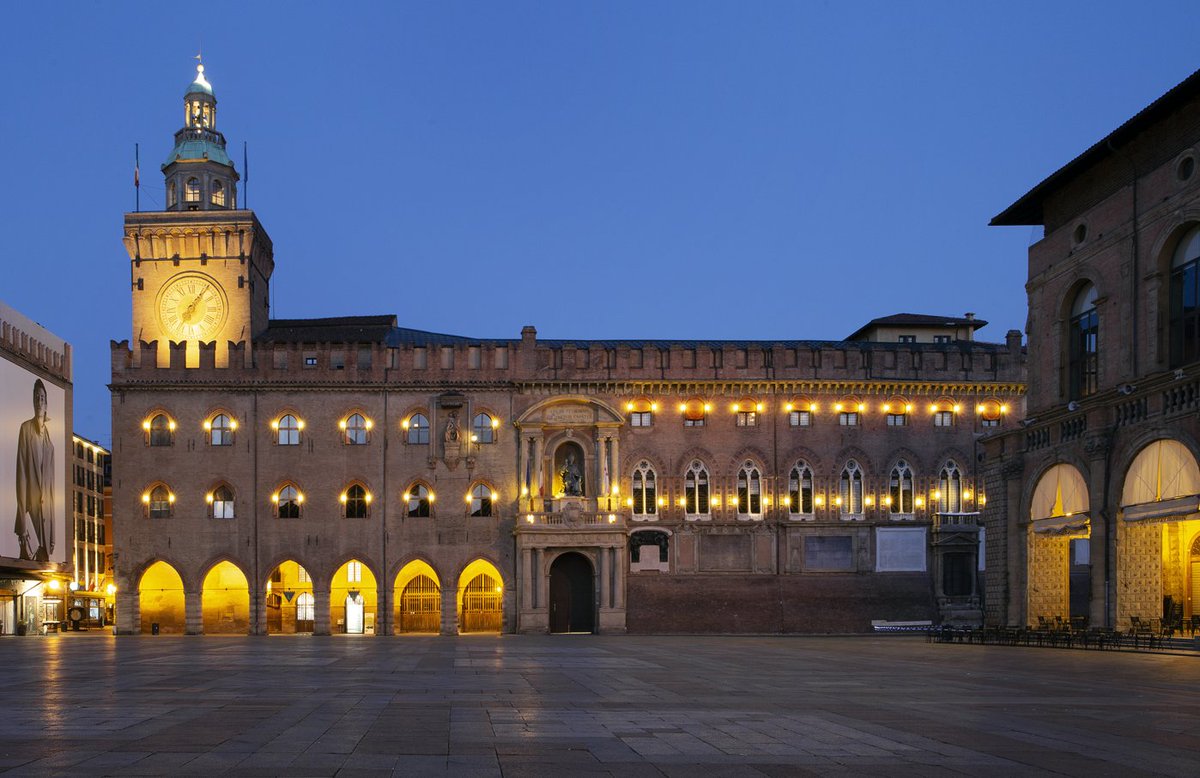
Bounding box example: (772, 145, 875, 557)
(123, 61, 273, 368)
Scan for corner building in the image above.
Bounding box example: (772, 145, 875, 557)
(986, 68, 1200, 632)
(112, 65, 1026, 635)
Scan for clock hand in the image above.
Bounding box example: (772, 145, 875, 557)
(182, 285, 210, 323)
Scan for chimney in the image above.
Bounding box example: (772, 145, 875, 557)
(1006, 329, 1022, 354)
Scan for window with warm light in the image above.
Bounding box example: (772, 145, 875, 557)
(1068, 282, 1099, 400)
(631, 461, 657, 517)
(628, 398, 654, 427)
(735, 400, 759, 427)
(889, 461, 914, 515)
(406, 413, 430, 445)
(736, 461, 762, 517)
(208, 413, 235, 446)
(211, 484, 235, 519)
(1170, 225, 1200, 367)
(470, 483, 494, 517)
(885, 400, 909, 427)
(682, 399, 707, 427)
(406, 484, 432, 517)
(296, 592, 315, 621)
(343, 483, 369, 518)
(147, 413, 174, 447)
(939, 461, 963, 513)
(839, 460, 864, 515)
(167, 180, 177, 208)
(185, 177, 201, 203)
(347, 561, 362, 583)
(472, 412, 495, 444)
(789, 409, 811, 427)
(684, 460, 710, 516)
(838, 410, 859, 426)
(211, 179, 225, 206)
(978, 400, 1003, 428)
(343, 413, 369, 445)
(788, 462, 814, 516)
(147, 485, 173, 518)
(276, 484, 301, 519)
(276, 414, 301, 445)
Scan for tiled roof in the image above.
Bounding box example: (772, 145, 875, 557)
(844, 313, 986, 341)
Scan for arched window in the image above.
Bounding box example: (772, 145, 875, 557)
(343, 484, 369, 518)
(631, 461, 657, 517)
(167, 180, 177, 208)
(889, 460, 914, 515)
(1170, 225, 1200, 367)
(1068, 283, 1099, 399)
(296, 592, 315, 622)
(210, 484, 235, 519)
(836, 398, 862, 427)
(210, 179, 225, 206)
(185, 177, 201, 203)
(147, 413, 174, 447)
(470, 483, 494, 517)
(683, 399, 707, 428)
(977, 400, 1004, 429)
(735, 398, 760, 428)
(885, 398, 910, 427)
(939, 461, 963, 514)
(472, 412, 495, 444)
(208, 413, 235, 446)
(276, 414, 301, 446)
(276, 484, 302, 519)
(343, 413, 369, 445)
(627, 398, 654, 427)
(684, 461, 709, 516)
(788, 462, 814, 515)
(406, 484, 432, 517)
(839, 460, 864, 515)
(406, 413, 429, 445)
(736, 461, 762, 517)
(147, 484, 173, 519)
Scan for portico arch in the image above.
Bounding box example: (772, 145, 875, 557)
(265, 560, 314, 634)
(458, 558, 503, 633)
(394, 559, 441, 634)
(201, 560, 250, 634)
(331, 559, 378, 635)
(1026, 464, 1091, 626)
(138, 560, 186, 634)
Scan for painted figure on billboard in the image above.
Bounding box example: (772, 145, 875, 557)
(14, 379, 54, 562)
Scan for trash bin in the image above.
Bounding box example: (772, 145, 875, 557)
(151, 622, 160, 635)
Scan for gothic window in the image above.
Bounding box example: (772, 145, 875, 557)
(343, 483, 369, 518)
(1170, 225, 1200, 367)
(839, 460, 864, 515)
(276, 414, 301, 446)
(889, 460, 914, 515)
(276, 483, 302, 519)
(406, 413, 429, 445)
(684, 460, 710, 517)
(939, 461, 963, 514)
(210, 484, 235, 519)
(185, 177, 201, 203)
(343, 413, 369, 445)
(146, 484, 173, 519)
(208, 413, 235, 446)
(470, 483, 494, 517)
(472, 412, 495, 444)
(736, 461, 762, 517)
(1068, 283, 1099, 399)
(147, 413, 174, 447)
(631, 461, 657, 517)
(406, 484, 432, 517)
(788, 462, 814, 516)
(210, 179, 225, 206)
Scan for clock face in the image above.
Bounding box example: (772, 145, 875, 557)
(156, 273, 228, 340)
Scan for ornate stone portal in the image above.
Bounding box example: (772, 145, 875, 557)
(513, 397, 628, 633)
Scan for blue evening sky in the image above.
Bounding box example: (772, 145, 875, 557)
(1, 1, 1195, 447)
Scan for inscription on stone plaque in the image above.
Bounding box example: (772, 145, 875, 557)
(544, 406, 594, 424)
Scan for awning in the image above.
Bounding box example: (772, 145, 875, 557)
(1121, 494, 1200, 522)
(1031, 515, 1090, 536)
(1030, 464, 1089, 522)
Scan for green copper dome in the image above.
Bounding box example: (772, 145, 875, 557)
(185, 63, 214, 96)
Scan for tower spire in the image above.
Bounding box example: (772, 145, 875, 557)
(161, 59, 239, 211)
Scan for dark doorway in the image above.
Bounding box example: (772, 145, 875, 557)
(549, 552, 595, 634)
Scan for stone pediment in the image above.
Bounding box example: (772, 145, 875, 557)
(516, 396, 623, 428)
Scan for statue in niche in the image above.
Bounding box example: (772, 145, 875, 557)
(443, 411, 459, 443)
(559, 453, 584, 497)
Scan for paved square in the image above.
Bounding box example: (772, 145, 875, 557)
(1, 634, 1198, 776)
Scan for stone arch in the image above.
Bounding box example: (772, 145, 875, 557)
(831, 446, 874, 478)
(727, 446, 769, 473)
(457, 557, 506, 634)
(137, 559, 188, 635)
(515, 394, 624, 426)
(200, 558, 251, 635)
(883, 447, 925, 480)
(1120, 437, 1200, 516)
(264, 558, 315, 635)
(330, 557, 380, 635)
(393, 558, 442, 634)
(781, 445, 822, 473)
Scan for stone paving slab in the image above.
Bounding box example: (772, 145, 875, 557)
(1, 634, 1199, 776)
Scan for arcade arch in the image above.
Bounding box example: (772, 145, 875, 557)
(265, 560, 315, 634)
(201, 561, 250, 634)
(331, 559, 377, 635)
(458, 559, 503, 633)
(394, 560, 441, 634)
(138, 561, 186, 634)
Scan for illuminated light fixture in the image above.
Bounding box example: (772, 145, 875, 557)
(976, 404, 984, 414)
(905, 404, 913, 413)
(703, 403, 712, 413)
(340, 493, 348, 504)
(756, 403, 764, 412)
(677, 497, 686, 507)
(607, 514, 616, 524)
(106, 583, 117, 595)
(365, 419, 374, 430)
(494, 586, 503, 593)
(470, 434, 479, 442)
(915, 497, 925, 508)
(657, 497, 666, 507)
(230, 419, 238, 430)
(297, 493, 305, 504)
(678, 403, 687, 413)
(650, 402, 658, 412)
(142, 493, 150, 504)
(167, 493, 175, 504)
(782, 496, 791, 506)
(521, 486, 529, 496)
(979, 495, 987, 506)
(731, 402, 740, 413)
(297, 420, 306, 430)
(857, 403, 865, 412)
(402, 493, 410, 503)
(952, 405, 961, 414)
(364, 493, 373, 504)
(491, 418, 499, 429)
(69, 581, 79, 591)
(834, 496, 843, 507)
(203, 420, 212, 430)
(339, 420, 348, 430)
(464, 493, 473, 504)
(491, 491, 499, 502)
(810, 403, 819, 412)
(1000, 404, 1009, 414)
(710, 496, 720, 507)
(865, 495, 874, 507)
(401, 419, 410, 430)
(785, 403, 794, 412)
(625, 497, 634, 507)
(929, 404, 938, 413)
(963, 489, 973, 501)
(271, 493, 279, 503)
(815, 495, 825, 507)
(834, 402, 844, 412)
(428, 491, 436, 503)
(626, 402, 635, 411)
(206, 492, 214, 504)
(882, 403, 891, 413)
(932, 490, 941, 501)
(884, 496, 893, 506)
(730, 496, 739, 507)
(142, 420, 151, 431)
(763, 496, 771, 506)
(167, 420, 176, 431)
(526, 514, 535, 523)
(611, 485, 620, 496)
(47, 579, 61, 592)
(271, 420, 280, 430)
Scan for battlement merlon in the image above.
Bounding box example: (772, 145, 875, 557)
(122, 209, 274, 278)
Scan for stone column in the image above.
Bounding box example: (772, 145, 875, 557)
(521, 548, 533, 613)
(185, 588, 202, 635)
(377, 580, 390, 637)
(313, 586, 331, 636)
(441, 584, 459, 635)
(598, 547, 609, 609)
(116, 568, 137, 635)
(613, 546, 626, 610)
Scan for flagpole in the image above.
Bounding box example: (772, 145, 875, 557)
(135, 143, 140, 212)
(243, 141, 248, 210)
